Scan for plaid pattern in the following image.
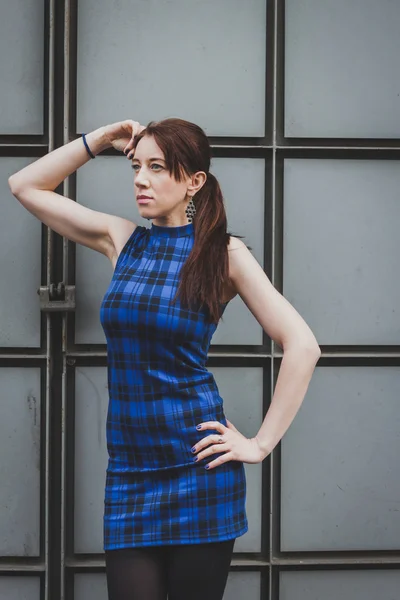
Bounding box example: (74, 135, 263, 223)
(104, 461, 247, 549)
(100, 222, 247, 549)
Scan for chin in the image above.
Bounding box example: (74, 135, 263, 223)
(138, 208, 152, 215)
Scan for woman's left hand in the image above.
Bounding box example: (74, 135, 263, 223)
(192, 419, 267, 470)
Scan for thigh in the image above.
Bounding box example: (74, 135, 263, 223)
(105, 547, 168, 600)
(167, 539, 235, 600)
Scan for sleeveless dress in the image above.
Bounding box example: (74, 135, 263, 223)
(100, 221, 248, 550)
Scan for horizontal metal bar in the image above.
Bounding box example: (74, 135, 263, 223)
(211, 144, 272, 150)
(0, 354, 47, 360)
(277, 145, 400, 151)
(0, 145, 48, 158)
(64, 351, 272, 359)
(65, 555, 400, 569)
(61, 351, 400, 360)
(0, 144, 48, 149)
(4, 556, 400, 571)
(275, 352, 400, 359)
(2, 143, 399, 153)
(321, 353, 400, 359)
(3, 351, 400, 361)
(272, 556, 400, 566)
(64, 557, 269, 569)
(232, 559, 269, 567)
(210, 352, 271, 358)
(0, 563, 45, 572)
(278, 137, 400, 147)
(211, 147, 272, 158)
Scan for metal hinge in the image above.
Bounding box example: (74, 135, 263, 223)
(37, 282, 76, 312)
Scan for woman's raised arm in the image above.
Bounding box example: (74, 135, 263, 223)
(8, 121, 142, 259)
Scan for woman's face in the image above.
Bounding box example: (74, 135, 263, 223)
(131, 135, 191, 226)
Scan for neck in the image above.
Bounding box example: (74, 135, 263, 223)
(150, 221, 194, 238)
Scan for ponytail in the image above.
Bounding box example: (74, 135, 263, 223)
(175, 172, 231, 324)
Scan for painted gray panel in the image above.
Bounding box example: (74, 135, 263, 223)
(210, 367, 263, 553)
(75, 574, 108, 600)
(0, 369, 41, 556)
(77, 0, 266, 137)
(280, 570, 400, 600)
(283, 159, 400, 345)
(75, 157, 264, 346)
(0, 0, 44, 134)
(0, 159, 41, 347)
(74, 367, 108, 553)
(75, 571, 260, 600)
(281, 367, 400, 551)
(224, 572, 261, 600)
(212, 159, 265, 346)
(0, 577, 40, 600)
(285, 0, 400, 138)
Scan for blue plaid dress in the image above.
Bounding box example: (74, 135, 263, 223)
(100, 221, 248, 549)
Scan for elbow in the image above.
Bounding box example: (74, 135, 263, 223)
(8, 175, 21, 197)
(8, 175, 29, 199)
(300, 336, 321, 360)
(304, 341, 321, 365)
(310, 342, 322, 362)
(284, 337, 321, 362)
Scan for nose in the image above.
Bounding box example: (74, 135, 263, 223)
(134, 167, 150, 189)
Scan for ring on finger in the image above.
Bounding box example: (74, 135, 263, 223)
(217, 435, 224, 444)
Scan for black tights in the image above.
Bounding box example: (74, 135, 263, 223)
(105, 539, 235, 600)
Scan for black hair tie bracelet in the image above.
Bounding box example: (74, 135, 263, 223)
(82, 133, 95, 159)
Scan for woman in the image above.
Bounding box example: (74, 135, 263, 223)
(8, 118, 321, 600)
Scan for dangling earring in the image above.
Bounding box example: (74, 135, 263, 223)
(185, 196, 196, 223)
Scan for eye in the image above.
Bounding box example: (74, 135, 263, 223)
(131, 164, 140, 172)
(151, 163, 163, 171)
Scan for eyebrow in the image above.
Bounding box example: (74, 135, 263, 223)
(131, 157, 165, 163)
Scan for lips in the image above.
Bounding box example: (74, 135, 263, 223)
(137, 195, 152, 205)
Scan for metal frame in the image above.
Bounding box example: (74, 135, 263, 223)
(1, 0, 400, 598)
(0, 0, 64, 598)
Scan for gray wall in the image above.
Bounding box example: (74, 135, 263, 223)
(1, 1, 399, 599)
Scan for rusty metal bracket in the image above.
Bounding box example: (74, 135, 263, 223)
(38, 282, 76, 312)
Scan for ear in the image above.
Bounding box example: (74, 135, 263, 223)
(187, 171, 207, 196)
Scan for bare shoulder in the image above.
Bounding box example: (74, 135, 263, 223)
(107, 216, 138, 267)
(227, 234, 266, 292)
(220, 235, 247, 303)
(227, 235, 250, 272)
(227, 235, 246, 253)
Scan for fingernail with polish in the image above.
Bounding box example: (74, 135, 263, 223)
(193, 456, 198, 462)
(191, 447, 196, 453)
(205, 465, 210, 470)
(196, 425, 201, 430)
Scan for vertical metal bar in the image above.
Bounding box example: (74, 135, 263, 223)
(61, 2, 72, 597)
(60, 353, 67, 600)
(44, 320, 52, 600)
(270, 0, 278, 288)
(45, 0, 56, 598)
(270, 1, 279, 598)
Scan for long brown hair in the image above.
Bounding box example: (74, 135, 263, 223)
(132, 118, 249, 324)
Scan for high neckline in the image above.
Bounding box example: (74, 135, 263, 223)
(150, 222, 194, 238)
